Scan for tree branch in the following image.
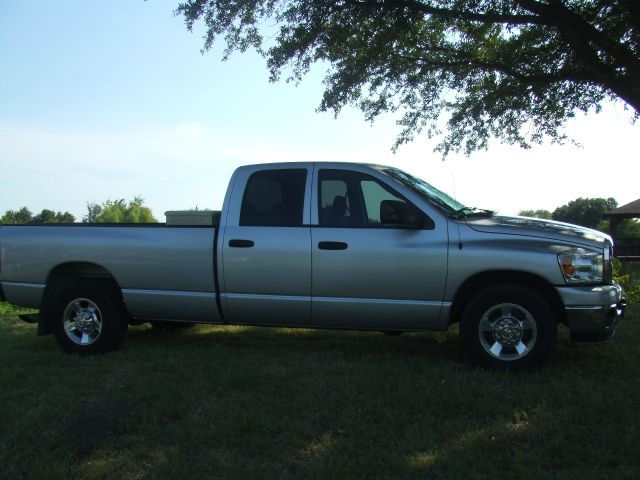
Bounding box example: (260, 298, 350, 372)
(396, 51, 594, 87)
(515, 0, 640, 110)
(343, 0, 550, 26)
(517, 0, 640, 75)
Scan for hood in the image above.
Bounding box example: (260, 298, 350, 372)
(465, 215, 612, 248)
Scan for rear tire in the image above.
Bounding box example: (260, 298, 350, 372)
(460, 285, 557, 369)
(52, 281, 128, 354)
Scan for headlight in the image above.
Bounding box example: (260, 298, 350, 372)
(558, 248, 604, 284)
(603, 243, 613, 283)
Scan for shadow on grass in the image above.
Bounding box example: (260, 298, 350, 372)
(126, 323, 463, 362)
(3, 312, 631, 372)
(2, 311, 639, 479)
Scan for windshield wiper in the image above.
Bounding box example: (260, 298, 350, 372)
(450, 207, 494, 219)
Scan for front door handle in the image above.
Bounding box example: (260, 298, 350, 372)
(318, 241, 348, 250)
(229, 239, 254, 248)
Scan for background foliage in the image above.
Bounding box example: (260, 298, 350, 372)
(613, 259, 640, 304)
(0, 197, 158, 225)
(520, 197, 640, 238)
(83, 197, 157, 223)
(551, 196, 617, 229)
(518, 209, 552, 219)
(0, 207, 75, 224)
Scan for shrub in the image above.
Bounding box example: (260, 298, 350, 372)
(613, 259, 640, 305)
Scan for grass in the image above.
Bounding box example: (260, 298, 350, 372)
(1, 307, 639, 480)
(0, 301, 29, 314)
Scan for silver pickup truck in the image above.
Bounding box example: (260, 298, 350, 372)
(0, 162, 626, 367)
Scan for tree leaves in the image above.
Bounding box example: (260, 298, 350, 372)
(0, 207, 75, 224)
(1, 198, 158, 224)
(83, 197, 157, 223)
(552, 197, 617, 229)
(176, 0, 639, 156)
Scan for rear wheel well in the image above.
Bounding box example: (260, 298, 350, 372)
(39, 262, 125, 335)
(449, 271, 566, 327)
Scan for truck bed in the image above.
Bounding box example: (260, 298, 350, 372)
(0, 223, 222, 323)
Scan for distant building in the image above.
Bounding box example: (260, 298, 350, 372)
(603, 199, 640, 260)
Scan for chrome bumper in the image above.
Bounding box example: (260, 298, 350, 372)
(565, 300, 626, 341)
(556, 284, 626, 342)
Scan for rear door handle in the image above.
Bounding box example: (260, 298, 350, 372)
(318, 241, 348, 250)
(229, 239, 254, 248)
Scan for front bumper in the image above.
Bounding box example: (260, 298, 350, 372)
(556, 284, 626, 342)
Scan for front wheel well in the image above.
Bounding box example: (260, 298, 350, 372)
(448, 271, 566, 327)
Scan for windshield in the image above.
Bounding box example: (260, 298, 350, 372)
(375, 166, 467, 215)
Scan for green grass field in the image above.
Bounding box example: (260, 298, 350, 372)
(1, 307, 638, 480)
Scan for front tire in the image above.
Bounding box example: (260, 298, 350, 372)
(52, 281, 128, 354)
(460, 285, 557, 369)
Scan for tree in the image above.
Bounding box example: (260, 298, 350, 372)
(518, 209, 552, 219)
(83, 197, 157, 223)
(31, 209, 75, 223)
(84, 203, 103, 223)
(552, 197, 617, 229)
(177, 0, 639, 156)
(597, 217, 640, 237)
(1, 207, 75, 224)
(615, 218, 640, 237)
(1, 207, 33, 224)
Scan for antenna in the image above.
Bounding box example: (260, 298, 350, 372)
(451, 166, 458, 201)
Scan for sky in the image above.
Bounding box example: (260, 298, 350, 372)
(1, 0, 638, 222)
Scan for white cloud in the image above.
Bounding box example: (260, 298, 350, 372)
(175, 122, 207, 138)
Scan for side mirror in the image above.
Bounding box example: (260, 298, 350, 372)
(380, 200, 426, 228)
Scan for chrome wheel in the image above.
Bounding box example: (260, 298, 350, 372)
(478, 303, 537, 362)
(63, 298, 103, 346)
